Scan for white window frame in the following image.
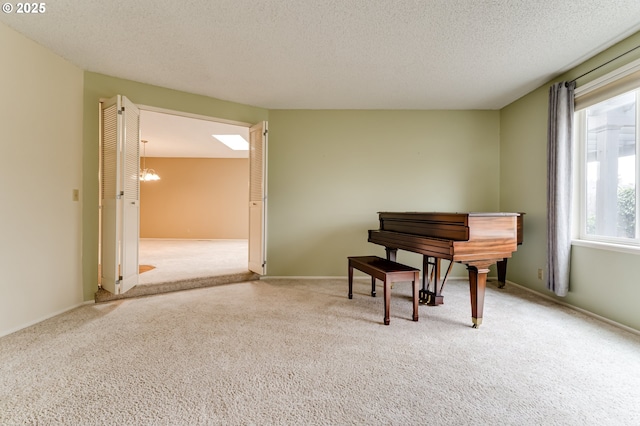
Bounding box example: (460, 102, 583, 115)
(573, 58, 640, 252)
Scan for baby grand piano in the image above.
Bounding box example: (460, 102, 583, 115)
(368, 212, 522, 328)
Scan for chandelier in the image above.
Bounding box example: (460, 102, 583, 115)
(139, 140, 161, 181)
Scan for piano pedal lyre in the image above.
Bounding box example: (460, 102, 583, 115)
(419, 257, 452, 306)
(419, 290, 444, 305)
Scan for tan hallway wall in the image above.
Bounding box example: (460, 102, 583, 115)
(140, 157, 249, 239)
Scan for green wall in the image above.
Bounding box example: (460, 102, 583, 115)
(266, 110, 501, 276)
(82, 73, 268, 300)
(499, 31, 640, 331)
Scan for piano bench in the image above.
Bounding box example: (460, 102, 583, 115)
(347, 256, 420, 325)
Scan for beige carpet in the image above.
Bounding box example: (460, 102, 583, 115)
(2, 278, 640, 425)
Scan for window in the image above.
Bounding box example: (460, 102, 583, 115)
(575, 62, 640, 246)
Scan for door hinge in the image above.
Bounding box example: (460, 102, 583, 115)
(117, 191, 124, 199)
(263, 129, 268, 136)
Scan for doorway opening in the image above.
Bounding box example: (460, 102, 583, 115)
(97, 99, 266, 302)
(136, 108, 251, 287)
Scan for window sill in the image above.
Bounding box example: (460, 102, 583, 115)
(572, 239, 640, 255)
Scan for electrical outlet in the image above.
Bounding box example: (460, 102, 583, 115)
(537, 268, 543, 280)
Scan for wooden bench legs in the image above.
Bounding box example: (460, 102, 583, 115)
(348, 256, 420, 325)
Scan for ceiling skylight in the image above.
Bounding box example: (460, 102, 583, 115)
(213, 134, 249, 151)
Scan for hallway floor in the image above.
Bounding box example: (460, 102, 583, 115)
(138, 239, 249, 285)
(95, 239, 256, 303)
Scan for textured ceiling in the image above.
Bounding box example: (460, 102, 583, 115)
(2, 0, 640, 110)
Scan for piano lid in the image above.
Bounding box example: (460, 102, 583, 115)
(376, 212, 521, 242)
(377, 212, 520, 217)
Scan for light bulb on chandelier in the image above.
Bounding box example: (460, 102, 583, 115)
(140, 140, 161, 182)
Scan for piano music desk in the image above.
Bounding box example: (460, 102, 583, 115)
(348, 256, 420, 325)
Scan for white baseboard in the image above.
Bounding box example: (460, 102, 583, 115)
(506, 280, 640, 337)
(8, 278, 635, 339)
(1, 300, 94, 338)
(264, 275, 479, 281)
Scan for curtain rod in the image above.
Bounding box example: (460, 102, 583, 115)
(569, 44, 640, 84)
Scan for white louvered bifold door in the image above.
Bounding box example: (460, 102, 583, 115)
(100, 97, 120, 294)
(119, 96, 140, 293)
(248, 121, 267, 275)
(100, 95, 140, 295)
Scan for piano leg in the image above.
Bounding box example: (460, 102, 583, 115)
(496, 258, 507, 288)
(385, 248, 397, 262)
(383, 278, 391, 325)
(348, 263, 354, 299)
(467, 263, 490, 328)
